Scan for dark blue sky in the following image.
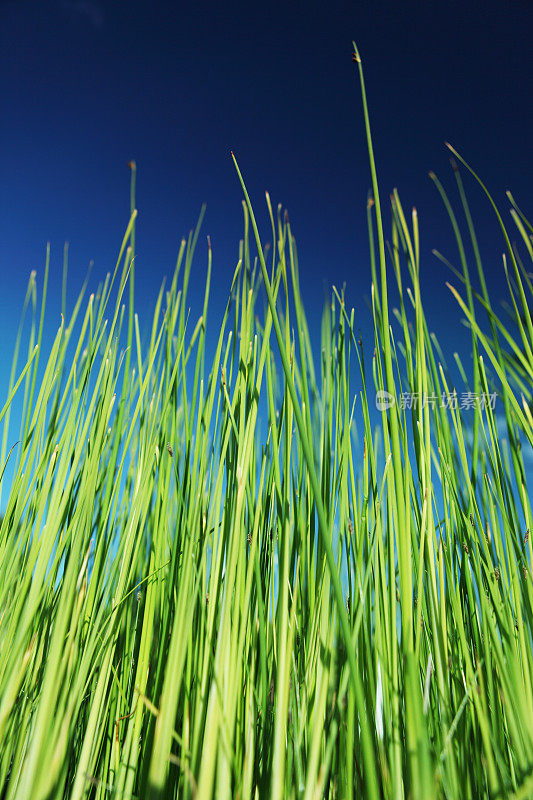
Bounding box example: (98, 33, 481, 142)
(0, 0, 531, 379)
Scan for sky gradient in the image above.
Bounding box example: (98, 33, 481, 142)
(1, 0, 531, 389)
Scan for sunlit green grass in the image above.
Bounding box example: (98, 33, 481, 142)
(0, 46, 531, 799)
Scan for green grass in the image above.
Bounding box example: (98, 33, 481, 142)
(0, 46, 531, 799)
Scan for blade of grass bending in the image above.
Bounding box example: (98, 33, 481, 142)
(231, 150, 380, 800)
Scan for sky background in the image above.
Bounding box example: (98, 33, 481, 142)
(0, 0, 531, 410)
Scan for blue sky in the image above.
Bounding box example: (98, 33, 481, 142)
(0, 0, 531, 400)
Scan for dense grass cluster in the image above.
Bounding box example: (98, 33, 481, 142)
(0, 48, 531, 799)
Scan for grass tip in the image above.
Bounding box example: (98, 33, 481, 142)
(445, 142, 460, 159)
